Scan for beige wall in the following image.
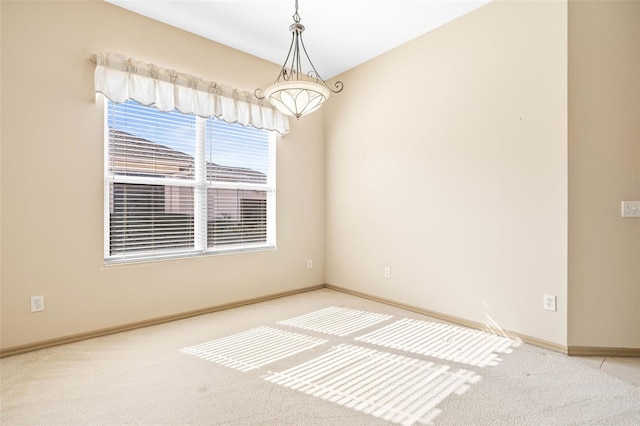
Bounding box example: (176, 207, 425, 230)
(325, 1, 570, 346)
(0, 1, 325, 350)
(568, 1, 640, 348)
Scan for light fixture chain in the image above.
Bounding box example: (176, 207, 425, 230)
(293, 0, 301, 23)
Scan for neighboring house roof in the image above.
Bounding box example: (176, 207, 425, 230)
(109, 130, 266, 184)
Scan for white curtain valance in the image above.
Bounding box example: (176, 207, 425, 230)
(92, 52, 289, 135)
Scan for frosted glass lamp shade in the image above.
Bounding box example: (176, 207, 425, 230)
(263, 80, 330, 119)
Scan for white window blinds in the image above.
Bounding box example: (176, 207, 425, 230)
(105, 99, 275, 264)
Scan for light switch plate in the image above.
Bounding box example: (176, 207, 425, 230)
(621, 201, 640, 217)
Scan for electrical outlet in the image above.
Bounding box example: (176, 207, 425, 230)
(621, 201, 640, 217)
(307, 259, 313, 269)
(543, 294, 556, 311)
(384, 267, 391, 278)
(31, 295, 45, 313)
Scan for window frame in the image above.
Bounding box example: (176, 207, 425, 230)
(103, 98, 276, 265)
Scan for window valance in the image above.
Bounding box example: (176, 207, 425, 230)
(92, 52, 289, 135)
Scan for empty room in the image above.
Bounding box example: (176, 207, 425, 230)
(1, 0, 639, 424)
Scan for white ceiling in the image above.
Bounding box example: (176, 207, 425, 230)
(105, 0, 490, 79)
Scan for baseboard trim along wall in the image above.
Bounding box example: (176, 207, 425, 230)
(326, 285, 640, 358)
(324, 284, 571, 355)
(0, 285, 324, 358)
(3, 283, 638, 358)
(567, 346, 640, 358)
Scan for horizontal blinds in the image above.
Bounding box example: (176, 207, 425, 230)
(108, 101, 196, 180)
(207, 189, 267, 247)
(109, 183, 195, 256)
(206, 119, 270, 184)
(106, 99, 274, 263)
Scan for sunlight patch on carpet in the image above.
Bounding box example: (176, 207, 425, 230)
(355, 318, 520, 367)
(265, 344, 480, 425)
(277, 307, 393, 336)
(180, 327, 327, 372)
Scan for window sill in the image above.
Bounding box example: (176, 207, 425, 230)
(104, 244, 276, 266)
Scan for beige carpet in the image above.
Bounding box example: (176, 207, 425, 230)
(2, 289, 639, 425)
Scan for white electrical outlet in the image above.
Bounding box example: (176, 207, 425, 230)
(543, 294, 556, 311)
(384, 267, 391, 278)
(31, 295, 45, 313)
(621, 201, 640, 217)
(307, 259, 313, 269)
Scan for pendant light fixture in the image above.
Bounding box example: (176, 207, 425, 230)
(255, 0, 343, 119)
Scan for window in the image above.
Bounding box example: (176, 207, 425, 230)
(104, 99, 275, 264)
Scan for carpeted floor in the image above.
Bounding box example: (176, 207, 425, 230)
(1, 288, 639, 425)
